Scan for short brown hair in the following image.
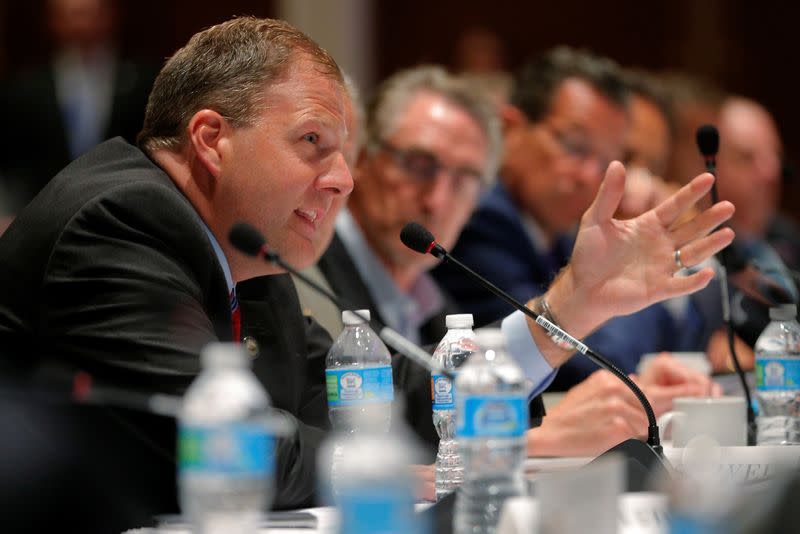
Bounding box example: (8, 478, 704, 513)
(624, 68, 676, 137)
(138, 16, 342, 154)
(511, 46, 629, 122)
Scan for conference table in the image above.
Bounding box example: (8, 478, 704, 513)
(128, 441, 800, 534)
(128, 372, 796, 534)
(126, 457, 660, 533)
(128, 492, 668, 534)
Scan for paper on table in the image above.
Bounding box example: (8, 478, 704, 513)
(497, 493, 668, 534)
(663, 444, 800, 485)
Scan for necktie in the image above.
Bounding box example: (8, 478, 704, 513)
(230, 288, 241, 342)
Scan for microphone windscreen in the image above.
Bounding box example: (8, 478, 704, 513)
(400, 222, 436, 254)
(696, 125, 720, 157)
(229, 222, 266, 256)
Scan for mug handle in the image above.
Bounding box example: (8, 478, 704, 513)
(657, 411, 687, 446)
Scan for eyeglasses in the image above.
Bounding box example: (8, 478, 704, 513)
(541, 123, 613, 177)
(375, 139, 485, 196)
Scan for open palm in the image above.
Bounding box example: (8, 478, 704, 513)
(568, 161, 734, 323)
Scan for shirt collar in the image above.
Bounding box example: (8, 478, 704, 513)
(201, 223, 234, 295)
(335, 209, 445, 344)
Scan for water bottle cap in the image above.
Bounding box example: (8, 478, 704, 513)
(769, 303, 797, 321)
(200, 342, 249, 368)
(474, 327, 506, 349)
(342, 309, 370, 325)
(445, 314, 473, 329)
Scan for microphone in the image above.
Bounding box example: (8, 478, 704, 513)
(228, 222, 453, 379)
(401, 222, 670, 489)
(695, 124, 756, 445)
(401, 224, 587, 350)
(400, 223, 447, 258)
(697, 124, 720, 203)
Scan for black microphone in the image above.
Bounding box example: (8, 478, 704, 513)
(228, 222, 453, 379)
(401, 222, 670, 489)
(697, 124, 720, 203)
(400, 224, 447, 258)
(695, 125, 757, 445)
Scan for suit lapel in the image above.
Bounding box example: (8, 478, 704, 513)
(236, 274, 307, 414)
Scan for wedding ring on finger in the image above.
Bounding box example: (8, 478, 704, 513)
(674, 248, 686, 272)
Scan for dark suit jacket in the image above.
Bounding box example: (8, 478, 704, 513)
(317, 232, 545, 457)
(0, 138, 329, 532)
(318, 233, 452, 348)
(434, 181, 714, 391)
(432, 181, 573, 329)
(0, 59, 157, 213)
(768, 214, 800, 273)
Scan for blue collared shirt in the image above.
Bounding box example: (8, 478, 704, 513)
(201, 224, 234, 296)
(336, 210, 443, 346)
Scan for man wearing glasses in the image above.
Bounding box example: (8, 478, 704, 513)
(297, 66, 722, 470)
(434, 48, 715, 392)
(296, 67, 511, 452)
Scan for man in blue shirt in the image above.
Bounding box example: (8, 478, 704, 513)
(434, 49, 720, 390)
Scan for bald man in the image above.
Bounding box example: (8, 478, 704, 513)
(705, 97, 800, 369)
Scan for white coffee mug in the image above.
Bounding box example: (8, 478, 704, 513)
(658, 396, 747, 447)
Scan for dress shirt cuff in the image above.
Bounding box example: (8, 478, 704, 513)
(501, 309, 557, 398)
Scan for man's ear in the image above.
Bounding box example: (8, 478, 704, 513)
(187, 110, 227, 178)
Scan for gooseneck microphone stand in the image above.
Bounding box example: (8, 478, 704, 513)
(697, 124, 756, 446)
(400, 222, 670, 490)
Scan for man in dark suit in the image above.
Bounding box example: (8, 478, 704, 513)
(433, 48, 718, 391)
(0, 16, 734, 533)
(0, 17, 352, 532)
(0, 0, 156, 216)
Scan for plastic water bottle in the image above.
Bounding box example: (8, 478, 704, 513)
(319, 404, 428, 534)
(326, 310, 394, 490)
(754, 303, 800, 445)
(431, 313, 476, 500)
(454, 328, 528, 534)
(178, 343, 274, 534)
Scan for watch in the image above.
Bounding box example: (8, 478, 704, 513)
(533, 297, 576, 351)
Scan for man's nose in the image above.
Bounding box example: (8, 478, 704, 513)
(319, 153, 355, 196)
(577, 156, 605, 187)
(421, 170, 454, 214)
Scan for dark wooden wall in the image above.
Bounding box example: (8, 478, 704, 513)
(374, 0, 800, 219)
(3, 0, 798, 218)
(1, 0, 276, 71)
